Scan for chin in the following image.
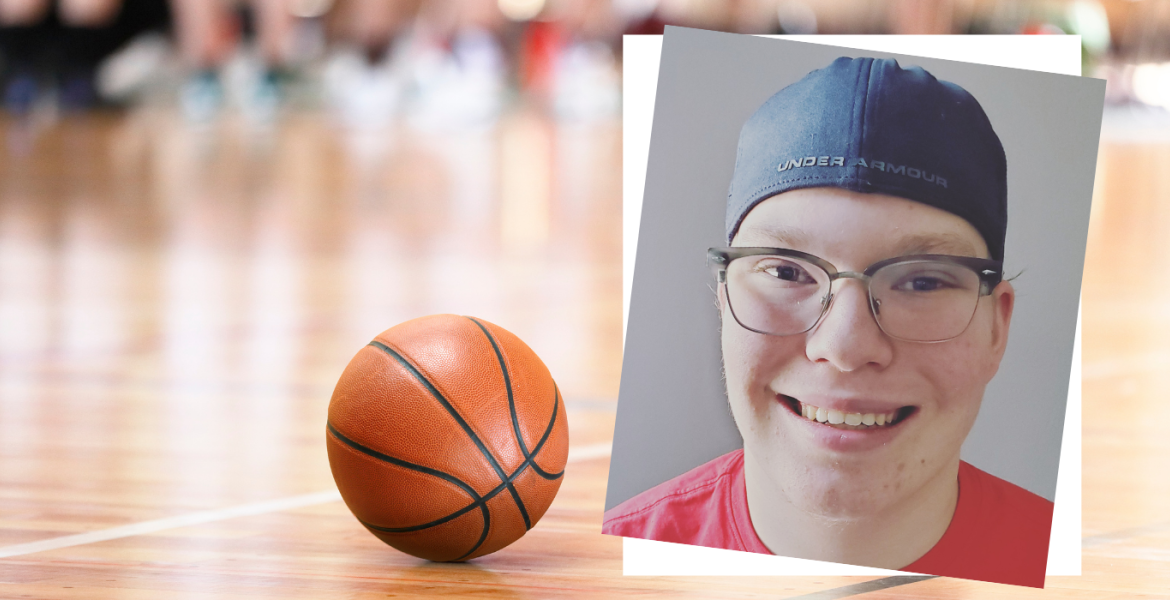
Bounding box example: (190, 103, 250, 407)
(768, 456, 899, 517)
(746, 436, 900, 518)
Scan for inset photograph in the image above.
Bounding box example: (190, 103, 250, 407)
(604, 27, 1105, 588)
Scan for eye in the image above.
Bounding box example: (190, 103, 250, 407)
(902, 277, 947, 291)
(759, 260, 817, 284)
(890, 270, 962, 292)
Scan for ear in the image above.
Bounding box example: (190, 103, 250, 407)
(988, 280, 1015, 363)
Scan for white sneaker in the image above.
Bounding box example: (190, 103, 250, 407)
(223, 51, 284, 126)
(407, 29, 506, 132)
(323, 48, 403, 131)
(96, 32, 173, 103)
(179, 70, 223, 123)
(552, 41, 620, 122)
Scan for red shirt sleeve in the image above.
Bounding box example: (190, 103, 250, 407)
(602, 450, 769, 553)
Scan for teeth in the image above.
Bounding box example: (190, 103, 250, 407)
(796, 401, 902, 429)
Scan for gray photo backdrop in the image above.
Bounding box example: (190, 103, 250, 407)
(606, 27, 1105, 510)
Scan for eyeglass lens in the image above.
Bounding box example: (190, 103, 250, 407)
(724, 255, 984, 342)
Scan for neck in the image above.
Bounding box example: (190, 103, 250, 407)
(742, 448, 960, 569)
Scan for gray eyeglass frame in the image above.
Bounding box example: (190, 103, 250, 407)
(707, 246, 1005, 343)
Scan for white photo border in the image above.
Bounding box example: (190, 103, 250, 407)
(620, 33, 1083, 577)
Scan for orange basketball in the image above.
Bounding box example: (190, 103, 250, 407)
(326, 314, 569, 562)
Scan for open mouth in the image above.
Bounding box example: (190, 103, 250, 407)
(779, 394, 917, 431)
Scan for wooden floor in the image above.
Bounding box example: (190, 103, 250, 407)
(0, 109, 1168, 598)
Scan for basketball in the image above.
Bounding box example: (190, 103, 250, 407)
(325, 314, 569, 562)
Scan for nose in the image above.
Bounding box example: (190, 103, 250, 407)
(804, 279, 893, 371)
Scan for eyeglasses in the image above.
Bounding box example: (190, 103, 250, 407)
(708, 247, 1003, 343)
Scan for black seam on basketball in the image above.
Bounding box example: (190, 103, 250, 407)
(361, 476, 507, 533)
(357, 407, 559, 535)
(327, 421, 482, 501)
(365, 497, 478, 532)
(361, 440, 539, 538)
(465, 317, 529, 456)
(465, 316, 532, 530)
(526, 386, 565, 480)
(368, 340, 513, 487)
(330, 420, 491, 558)
(502, 482, 531, 531)
(456, 503, 491, 561)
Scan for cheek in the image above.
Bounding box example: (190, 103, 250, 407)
(910, 332, 995, 418)
(721, 321, 762, 409)
(722, 316, 805, 421)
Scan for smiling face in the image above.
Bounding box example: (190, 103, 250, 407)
(722, 187, 1014, 518)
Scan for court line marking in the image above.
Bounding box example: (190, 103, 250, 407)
(0, 441, 612, 560)
(780, 576, 938, 599)
(789, 517, 1170, 600)
(0, 491, 342, 560)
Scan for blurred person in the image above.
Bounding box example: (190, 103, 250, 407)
(520, 0, 620, 121)
(321, 0, 423, 130)
(322, 0, 532, 134)
(619, 0, 801, 36)
(0, 0, 157, 113)
(728, 0, 783, 34)
(548, 0, 619, 41)
(699, 0, 786, 34)
(405, 0, 507, 129)
(169, 0, 301, 122)
(887, 0, 963, 34)
(329, 0, 421, 63)
(631, 0, 773, 32)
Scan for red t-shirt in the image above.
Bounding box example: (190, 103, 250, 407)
(602, 449, 1054, 588)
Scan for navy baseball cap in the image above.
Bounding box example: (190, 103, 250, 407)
(726, 57, 1008, 261)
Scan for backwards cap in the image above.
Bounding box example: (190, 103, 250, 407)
(726, 57, 1007, 260)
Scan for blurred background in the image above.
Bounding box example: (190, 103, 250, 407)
(0, 0, 1162, 506)
(2, 1, 1170, 596)
(0, 0, 1166, 126)
(0, 1, 1161, 474)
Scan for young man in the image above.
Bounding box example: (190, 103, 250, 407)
(602, 57, 1054, 588)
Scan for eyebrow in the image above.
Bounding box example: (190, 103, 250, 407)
(735, 225, 810, 249)
(891, 232, 981, 257)
(737, 226, 982, 257)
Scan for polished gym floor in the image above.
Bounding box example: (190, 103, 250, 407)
(0, 105, 1167, 598)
